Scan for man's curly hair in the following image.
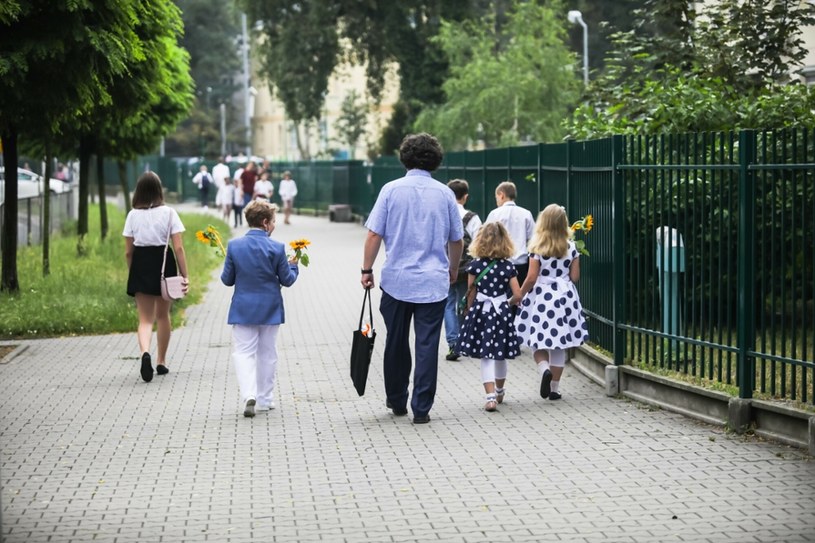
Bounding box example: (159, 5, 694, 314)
(399, 133, 443, 171)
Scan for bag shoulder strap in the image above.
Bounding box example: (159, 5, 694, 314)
(462, 211, 476, 228)
(161, 213, 173, 278)
(465, 259, 497, 298)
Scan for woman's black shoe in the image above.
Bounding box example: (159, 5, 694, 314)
(156, 364, 169, 375)
(140, 353, 154, 382)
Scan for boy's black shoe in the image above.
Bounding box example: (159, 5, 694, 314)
(386, 400, 408, 416)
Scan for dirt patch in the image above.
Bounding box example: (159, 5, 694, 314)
(0, 345, 17, 362)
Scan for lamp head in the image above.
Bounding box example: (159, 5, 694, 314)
(568, 10, 583, 24)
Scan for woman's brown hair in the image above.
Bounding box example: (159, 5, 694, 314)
(131, 171, 165, 209)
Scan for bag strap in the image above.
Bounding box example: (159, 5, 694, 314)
(358, 288, 374, 330)
(161, 213, 173, 279)
(465, 259, 496, 297)
(462, 210, 475, 229)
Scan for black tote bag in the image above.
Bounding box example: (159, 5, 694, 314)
(350, 288, 376, 396)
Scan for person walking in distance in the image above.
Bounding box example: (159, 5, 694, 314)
(123, 172, 189, 382)
(192, 164, 213, 208)
(512, 204, 588, 401)
(212, 157, 232, 221)
(278, 170, 298, 225)
(240, 161, 258, 207)
(360, 133, 463, 425)
(457, 222, 521, 411)
(443, 179, 481, 361)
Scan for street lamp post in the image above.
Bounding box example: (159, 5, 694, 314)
(241, 12, 251, 157)
(568, 10, 589, 85)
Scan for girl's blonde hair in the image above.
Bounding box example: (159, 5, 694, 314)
(528, 204, 571, 258)
(469, 222, 515, 260)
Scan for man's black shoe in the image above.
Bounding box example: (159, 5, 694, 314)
(412, 415, 431, 424)
(386, 400, 408, 416)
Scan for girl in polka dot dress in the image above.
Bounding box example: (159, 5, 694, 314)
(512, 204, 587, 401)
(458, 222, 521, 412)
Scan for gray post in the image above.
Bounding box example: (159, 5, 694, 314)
(241, 13, 251, 156)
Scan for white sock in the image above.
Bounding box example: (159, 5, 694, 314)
(494, 359, 508, 380)
(537, 360, 550, 375)
(551, 380, 560, 393)
(481, 358, 496, 384)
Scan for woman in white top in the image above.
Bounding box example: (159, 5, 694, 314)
(123, 172, 189, 382)
(278, 170, 298, 225)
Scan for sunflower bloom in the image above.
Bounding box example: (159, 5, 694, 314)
(288, 238, 312, 267)
(195, 225, 226, 258)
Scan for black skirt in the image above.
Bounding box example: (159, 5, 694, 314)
(127, 245, 178, 297)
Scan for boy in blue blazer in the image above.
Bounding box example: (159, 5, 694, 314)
(221, 200, 299, 417)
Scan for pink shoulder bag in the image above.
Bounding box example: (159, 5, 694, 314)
(160, 215, 186, 301)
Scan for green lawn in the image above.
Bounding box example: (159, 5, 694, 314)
(0, 204, 229, 339)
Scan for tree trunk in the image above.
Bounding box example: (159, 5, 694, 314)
(118, 161, 130, 214)
(294, 122, 311, 160)
(77, 135, 91, 256)
(1, 126, 20, 292)
(96, 154, 108, 240)
(43, 146, 52, 276)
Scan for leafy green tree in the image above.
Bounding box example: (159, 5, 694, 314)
(0, 0, 141, 290)
(415, 0, 580, 148)
(166, 0, 240, 156)
(334, 91, 368, 159)
(564, 0, 815, 138)
(242, 0, 481, 157)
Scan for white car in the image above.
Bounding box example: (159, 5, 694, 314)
(0, 167, 70, 202)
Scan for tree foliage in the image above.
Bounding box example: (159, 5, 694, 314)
(0, 0, 143, 290)
(241, 0, 481, 156)
(565, 0, 815, 138)
(415, 0, 579, 148)
(166, 0, 240, 156)
(334, 90, 368, 159)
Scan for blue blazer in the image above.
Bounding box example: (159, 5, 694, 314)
(221, 229, 299, 325)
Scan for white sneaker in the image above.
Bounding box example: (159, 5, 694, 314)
(257, 402, 276, 411)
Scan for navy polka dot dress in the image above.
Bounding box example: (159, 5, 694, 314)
(457, 258, 521, 360)
(515, 242, 588, 350)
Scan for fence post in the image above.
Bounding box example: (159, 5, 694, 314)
(737, 129, 756, 399)
(566, 138, 573, 211)
(612, 135, 625, 366)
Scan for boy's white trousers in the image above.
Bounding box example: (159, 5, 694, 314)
(232, 324, 279, 406)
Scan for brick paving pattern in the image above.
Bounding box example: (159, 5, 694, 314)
(1, 204, 814, 542)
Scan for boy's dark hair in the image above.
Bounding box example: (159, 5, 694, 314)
(447, 179, 469, 200)
(399, 133, 443, 171)
(132, 171, 165, 209)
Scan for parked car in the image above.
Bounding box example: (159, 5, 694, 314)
(0, 167, 70, 203)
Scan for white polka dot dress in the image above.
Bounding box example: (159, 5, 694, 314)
(457, 258, 521, 360)
(515, 242, 588, 350)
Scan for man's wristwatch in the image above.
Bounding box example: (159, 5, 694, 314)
(361, 268, 373, 274)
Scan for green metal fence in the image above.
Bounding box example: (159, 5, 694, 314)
(126, 127, 812, 406)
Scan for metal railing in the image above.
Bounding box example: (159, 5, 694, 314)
(141, 128, 814, 405)
(0, 189, 77, 249)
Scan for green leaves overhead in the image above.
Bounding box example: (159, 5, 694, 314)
(415, 0, 579, 148)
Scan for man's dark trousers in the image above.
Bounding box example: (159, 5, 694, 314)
(379, 290, 445, 418)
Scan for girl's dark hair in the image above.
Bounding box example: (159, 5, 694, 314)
(399, 133, 443, 171)
(131, 171, 165, 209)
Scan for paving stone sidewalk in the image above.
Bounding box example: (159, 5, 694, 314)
(1, 204, 814, 543)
